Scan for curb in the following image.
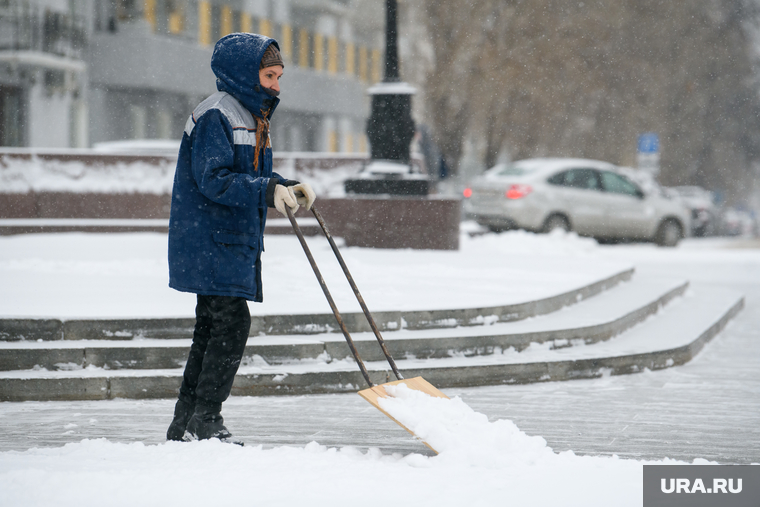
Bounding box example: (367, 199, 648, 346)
(0, 279, 684, 372)
(0, 268, 634, 341)
(0, 293, 742, 402)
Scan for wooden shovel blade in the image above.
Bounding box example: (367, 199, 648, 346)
(357, 376, 449, 454)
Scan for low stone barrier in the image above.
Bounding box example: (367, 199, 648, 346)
(0, 150, 458, 249)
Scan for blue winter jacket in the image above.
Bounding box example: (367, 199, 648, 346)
(168, 33, 290, 301)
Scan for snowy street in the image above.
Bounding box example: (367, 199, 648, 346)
(4, 0, 760, 503)
(0, 230, 758, 506)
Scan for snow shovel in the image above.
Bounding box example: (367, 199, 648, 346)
(285, 203, 448, 453)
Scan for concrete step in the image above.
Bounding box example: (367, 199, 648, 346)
(323, 277, 689, 361)
(0, 276, 686, 371)
(0, 267, 633, 341)
(0, 283, 742, 402)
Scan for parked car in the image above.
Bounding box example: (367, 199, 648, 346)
(719, 208, 757, 237)
(668, 186, 718, 237)
(463, 158, 690, 246)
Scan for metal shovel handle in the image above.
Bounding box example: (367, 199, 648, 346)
(307, 204, 404, 381)
(284, 205, 374, 387)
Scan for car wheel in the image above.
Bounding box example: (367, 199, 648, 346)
(655, 219, 682, 247)
(543, 214, 571, 233)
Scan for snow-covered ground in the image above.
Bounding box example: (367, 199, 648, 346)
(0, 227, 627, 318)
(1, 228, 759, 507)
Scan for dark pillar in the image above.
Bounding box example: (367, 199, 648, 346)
(366, 0, 415, 165)
(384, 0, 399, 81)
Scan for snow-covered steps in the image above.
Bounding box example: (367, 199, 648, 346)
(324, 277, 688, 361)
(0, 276, 685, 372)
(0, 337, 326, 372)
(0, 267, 634, 341)
(0, 283, 743, 401)
(404, 286, 744, 387)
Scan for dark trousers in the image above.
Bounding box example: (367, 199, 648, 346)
(178, 295, 251, 411)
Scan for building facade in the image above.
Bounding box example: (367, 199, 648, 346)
(0, 0, 384, 152)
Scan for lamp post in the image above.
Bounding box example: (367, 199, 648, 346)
(346, 0, 428, 195)
(366, 0, 415, 165)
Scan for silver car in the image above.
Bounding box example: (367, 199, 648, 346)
(463, 158, 690, 246)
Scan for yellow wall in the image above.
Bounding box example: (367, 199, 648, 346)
(371, 49, 382, 83)
(144, 0, 156, 31)
(359, 46, 368, 82)
(345, 42, 355, 75)
(193, 12, 379, 81)
(328, 130, 338, 153)
(260, 18, 272, 37)
(240, 13, 252, 33)
(314, 33, 324, 71)
(280, 24, 293, 62)
(221, 6, 233, 37)
(299, 29, 309, 68)
(198, 1, 211, 46)
(327, 37, 338, 74)
(168, 8, 184, 34)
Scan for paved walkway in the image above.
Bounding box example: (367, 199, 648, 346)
(1, 244, 758, 464)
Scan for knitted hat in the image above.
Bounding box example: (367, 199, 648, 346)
(260, 43, 284, 69)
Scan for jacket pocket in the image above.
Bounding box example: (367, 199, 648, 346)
(212, 230, 260, 291)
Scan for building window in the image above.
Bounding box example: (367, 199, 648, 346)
(44, 69, 66, 95)
(153, 0, 185, 35)
(117, 0, 140, 21)
(0, 86, 25, 147)
(43, 10, 66, 55)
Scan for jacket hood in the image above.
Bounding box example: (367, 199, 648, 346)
(211, 33, 280, 120)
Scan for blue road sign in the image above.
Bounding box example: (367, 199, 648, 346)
(638, 133, 659, 154)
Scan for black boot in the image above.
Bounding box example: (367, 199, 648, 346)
(184, 403, 243, 445)
(166, 399, 195, 442)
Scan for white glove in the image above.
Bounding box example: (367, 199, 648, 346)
(291, 182, 316, 210)
(273, 184, 299, 216)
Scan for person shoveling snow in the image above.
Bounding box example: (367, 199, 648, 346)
(166, 33, 315, 444)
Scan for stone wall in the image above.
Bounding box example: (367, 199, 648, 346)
(0, 150, 459, 250)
